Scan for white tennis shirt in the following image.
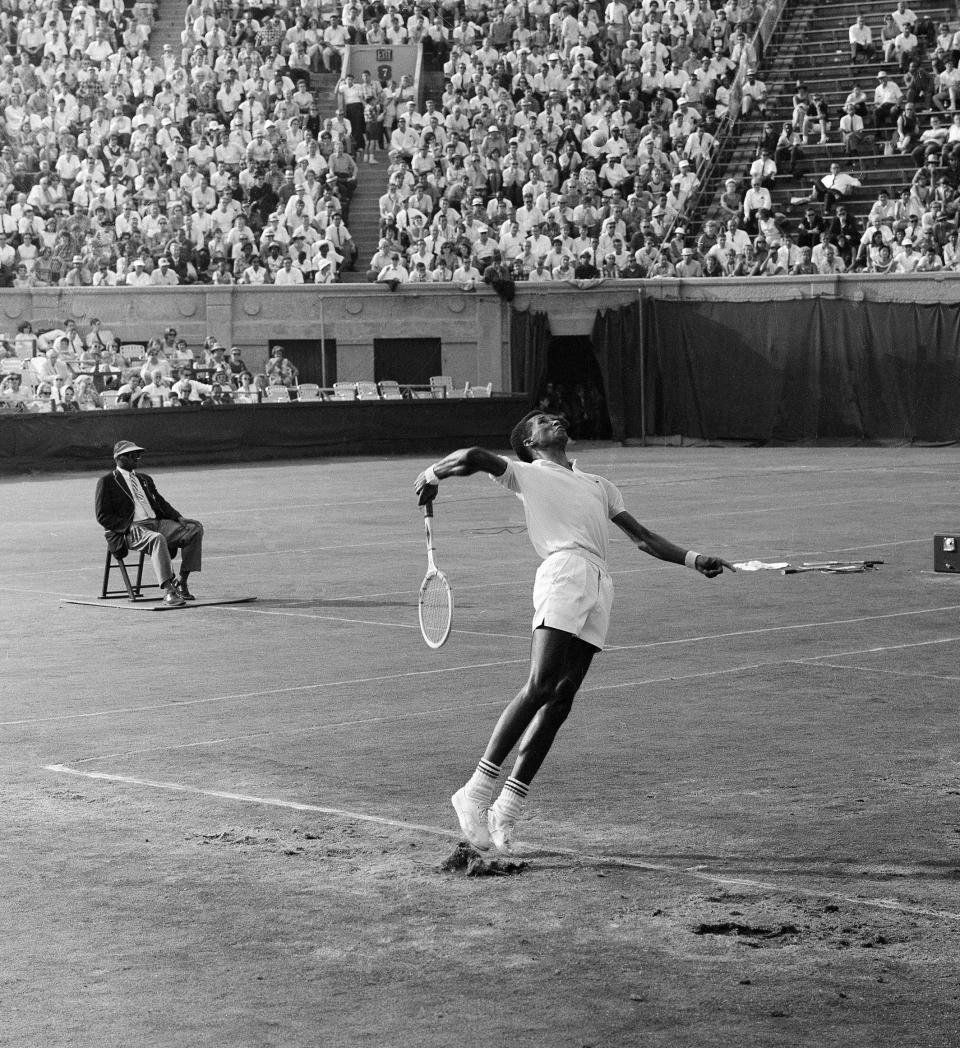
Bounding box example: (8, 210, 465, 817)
(494, 457, 625, 566)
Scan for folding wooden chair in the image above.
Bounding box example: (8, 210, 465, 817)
(356, 381, 380, 400)
(429, 375, 453, 399)
(332, 382, 357, 400)
(378, 380, 404, 400)
(100, 548, 161, 600)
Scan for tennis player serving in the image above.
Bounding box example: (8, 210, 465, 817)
(414, 411, 735, 854)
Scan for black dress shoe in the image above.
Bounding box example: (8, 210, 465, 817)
(178, 579, 196, 600)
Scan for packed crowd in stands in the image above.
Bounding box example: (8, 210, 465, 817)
(0, 0, 957, 286)
(0, 318, 305, 410)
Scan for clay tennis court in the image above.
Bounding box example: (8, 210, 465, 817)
(4, 444, 959, 1046)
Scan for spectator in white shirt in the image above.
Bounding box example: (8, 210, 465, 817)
(840, 104, 868, 156)
(893, 25, 919, 71)
(874, 70, 903, 129)
(150, 257, 179, 285)
(274, 257, 305, 284)
(793, 162, 861, 214)
(749, 148, 777, 188)
(891, 2, 917, 33)
(125, 258, 152, 285)
(742, 176, 772, 232)
(377, 253, 409, 289)
(741, 70, 768, 118)
(849, 15, 875, 63)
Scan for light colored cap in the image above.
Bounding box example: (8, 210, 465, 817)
(113, 439, 145, 458)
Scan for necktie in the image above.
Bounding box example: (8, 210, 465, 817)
(127, 472, 154, 520)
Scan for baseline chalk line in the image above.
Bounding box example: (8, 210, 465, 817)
(44, 764, 960, 923)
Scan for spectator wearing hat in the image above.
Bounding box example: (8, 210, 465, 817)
(150, 257, 179, 285)
(676, 246, 704, 278)
(95, 440, 204, 607)
(573, 248, 599, 279)
(874, 70, 903, 130)
(125, 258, 152, 286)
(741, 70, 768, 118)
(61, 255, 88, 287)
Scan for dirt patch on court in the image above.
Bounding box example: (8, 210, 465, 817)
(437, 841, 530, 876)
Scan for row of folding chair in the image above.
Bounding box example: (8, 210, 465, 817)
(90, 380, 494, 408)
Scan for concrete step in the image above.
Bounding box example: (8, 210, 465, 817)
(148, 0, 187, 61)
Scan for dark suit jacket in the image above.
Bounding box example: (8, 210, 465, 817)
(95, 469, 182, 556)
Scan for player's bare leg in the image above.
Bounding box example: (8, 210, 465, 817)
(482, 628, 596, 851)
(452, 627, 594, 852)
(484, 627, 596, 775)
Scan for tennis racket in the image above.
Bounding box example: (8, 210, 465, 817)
(419, 501, 453, 648)
(781, 560, 884, 575)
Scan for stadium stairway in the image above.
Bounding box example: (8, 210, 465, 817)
(148, 0, 186, 61)
(690, 0, 956, 232)
(311, 72, 393, 282)
(338, 70, 448, 279)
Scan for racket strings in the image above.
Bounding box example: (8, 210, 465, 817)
(420, 574, 451, 645)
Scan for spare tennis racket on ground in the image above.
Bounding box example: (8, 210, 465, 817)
(781, 560, 884, 575)
(419, 502, 453, 648)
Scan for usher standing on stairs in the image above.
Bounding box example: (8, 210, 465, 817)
(337, 72, 366, 153)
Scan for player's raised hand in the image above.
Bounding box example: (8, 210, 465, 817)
(695, 556, 737, 578)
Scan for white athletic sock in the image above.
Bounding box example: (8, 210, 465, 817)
(492, 776, 528, 820)
(464, 758, 500, 804)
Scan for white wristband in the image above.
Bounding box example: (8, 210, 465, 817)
(684, 550, 701, 570)
(424, 465, 440, 486)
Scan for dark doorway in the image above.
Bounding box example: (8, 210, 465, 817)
(270, 339, 337, 385)
(537, 336, 611, 439)
(374, 338, 442, 385)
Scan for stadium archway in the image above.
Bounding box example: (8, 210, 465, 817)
(536, 335, 612, 440)
(270, 339, 337, 386)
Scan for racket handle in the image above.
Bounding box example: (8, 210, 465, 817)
(422, 501, 434, 519)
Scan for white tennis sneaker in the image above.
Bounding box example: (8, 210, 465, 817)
(487, 805, 517, 854)
(451, 787, 491, 851)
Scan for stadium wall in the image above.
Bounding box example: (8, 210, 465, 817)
(4, 277, 960, 467)
(0, 397, 528, 473)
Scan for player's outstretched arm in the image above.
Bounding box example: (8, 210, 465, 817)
(612, 511, 735, 578)
(414, 447, 506, 504)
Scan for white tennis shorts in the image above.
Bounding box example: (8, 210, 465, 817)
(532, 551, 614, 650)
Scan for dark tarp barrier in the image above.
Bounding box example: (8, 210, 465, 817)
(642, 297, 960, 442)
(590, 301, 643, 442)
(510, 307, 551, 407)
(0, 398, 526, 474)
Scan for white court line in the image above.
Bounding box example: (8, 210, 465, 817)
(3, 535, 929, 588)
(606, 605, 960, 653)
(38, 630, 960, 761)
(810, 663, 960, 683)
(801, 635, 960, 660)
(9, 606, 960, 730)
(0, 660, 524, 728)
(586, 636, 960, 694)
(43, 762, 960, 924)
(206, 603, 530, 641)
(62, 661, 796, 763)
